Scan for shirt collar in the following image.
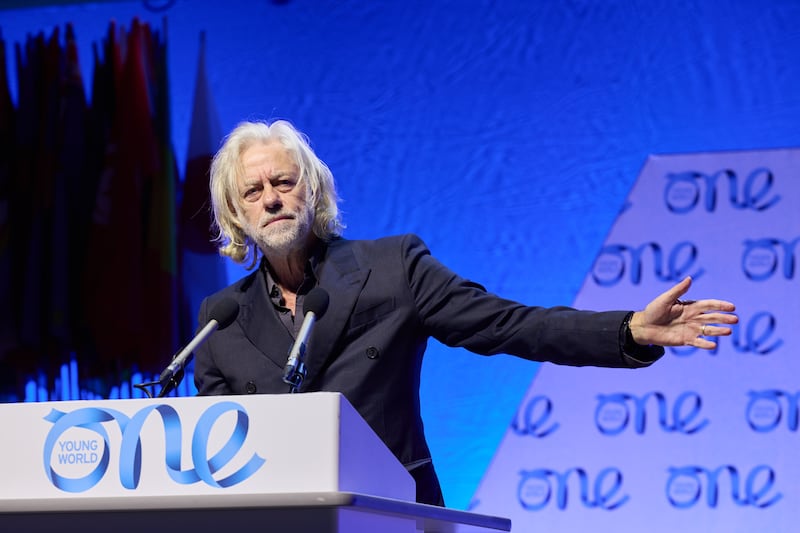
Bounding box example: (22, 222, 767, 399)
(260, 240, 327, 304)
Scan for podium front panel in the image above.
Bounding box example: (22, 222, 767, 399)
(0, 392, 415, 508)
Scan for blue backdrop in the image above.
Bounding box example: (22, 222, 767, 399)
(2, 0, 799, 511)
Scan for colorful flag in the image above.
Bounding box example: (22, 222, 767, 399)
(2, 18, 180, 397)
(143, 18, 179, 376)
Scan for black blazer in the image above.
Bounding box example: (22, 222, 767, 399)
(193, 234, 661, 505)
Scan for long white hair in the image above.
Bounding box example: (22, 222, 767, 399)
(209, 119, 344, 268)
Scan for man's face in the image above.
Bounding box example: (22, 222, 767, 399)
(236, 141, 314, 255)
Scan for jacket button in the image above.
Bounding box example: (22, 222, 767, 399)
(366, 346, 379, 359)
(245, 381, 257, 394)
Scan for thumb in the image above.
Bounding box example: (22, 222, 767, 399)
(658, 276, 692, 304)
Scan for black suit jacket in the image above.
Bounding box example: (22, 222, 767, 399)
(193, 234, 662, 505)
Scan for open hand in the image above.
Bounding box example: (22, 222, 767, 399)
(629, 276, 738, 349)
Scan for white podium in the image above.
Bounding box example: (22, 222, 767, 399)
(0, 392, 511, 532)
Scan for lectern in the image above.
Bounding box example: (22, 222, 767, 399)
(0, 392, 511, 532)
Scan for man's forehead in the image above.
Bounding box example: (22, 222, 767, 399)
(240, 142, 298, 178)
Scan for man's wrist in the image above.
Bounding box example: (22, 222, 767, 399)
(621, 311, 637, 350)
(620, 311, 664, 364)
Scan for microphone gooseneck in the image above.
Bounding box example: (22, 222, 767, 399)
(283, 287, 330, 393)
(154, 297, 240, 397)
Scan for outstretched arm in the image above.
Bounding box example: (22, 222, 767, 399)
(629, 276, 738, 350)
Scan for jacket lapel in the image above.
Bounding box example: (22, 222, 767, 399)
(233, 240, 368, 383)
(236, 268, 295, 370)
(303, 240, 368, 385)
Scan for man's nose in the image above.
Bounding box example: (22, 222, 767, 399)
(262, 184, 282, 209)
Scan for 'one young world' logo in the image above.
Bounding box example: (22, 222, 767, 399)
(43, 401, 266, 493)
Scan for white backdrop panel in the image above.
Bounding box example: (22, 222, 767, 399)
(473, 148, 799, 532)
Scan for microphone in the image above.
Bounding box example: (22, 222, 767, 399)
(282, 287, 329, 392)
(156, 297, 239, 397)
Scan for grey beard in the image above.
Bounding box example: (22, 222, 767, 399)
(246, 215, 313, 257)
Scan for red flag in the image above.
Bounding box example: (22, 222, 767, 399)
(84, 19, 153, 376)
(81, 18, 180, 385)
(77, 22, 119, 386)
(178, 31, 227, 340)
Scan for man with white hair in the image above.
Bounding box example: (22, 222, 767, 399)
(193, 119, 738, 506)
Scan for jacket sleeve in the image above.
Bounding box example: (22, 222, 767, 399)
(401, 234, 663, 368)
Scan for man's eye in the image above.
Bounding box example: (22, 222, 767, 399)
(243, 187, 260, 200)
(275, 179, 295, 191)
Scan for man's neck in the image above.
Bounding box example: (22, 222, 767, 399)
(262, 235, 319, 295)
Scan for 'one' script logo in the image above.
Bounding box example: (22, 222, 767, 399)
(43, 401, 265, 492)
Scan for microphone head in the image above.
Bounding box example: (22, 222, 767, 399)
(210, 298, 239, 329)
(304, 287, 330, 318)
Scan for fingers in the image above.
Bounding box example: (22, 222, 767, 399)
(696, 311, 739, 325)
(692, 337, 719, 350)
(699, 324, 733, 338)
(691, 299, 737, 313)
(693, 305, 737, 344)
(642, 277, 739, 352)
(662, 278, 736, 314)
